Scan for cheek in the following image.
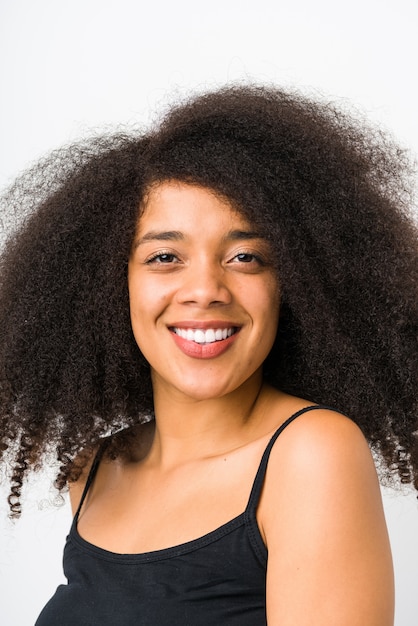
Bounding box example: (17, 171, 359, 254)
(258, 278, 280, 321)
(128, 275, 171, 334)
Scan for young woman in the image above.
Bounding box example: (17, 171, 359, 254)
(1, 85, 417, 625)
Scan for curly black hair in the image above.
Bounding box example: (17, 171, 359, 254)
(1, 85, 418, 517)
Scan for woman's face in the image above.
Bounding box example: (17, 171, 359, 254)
(128, 181, 280, 402)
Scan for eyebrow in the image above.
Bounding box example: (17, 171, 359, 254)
(133, 230, 184, 247)
(227, 229, 263, 241)
(132, 229, 264, 249)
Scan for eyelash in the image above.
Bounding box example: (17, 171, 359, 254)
(231, 252, 265, 265)
(144, 250, 267, 267)
(145, 252, 178, 264)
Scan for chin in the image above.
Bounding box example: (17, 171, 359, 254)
(173, 370, 260, 403)
(178, 384, 234, 402)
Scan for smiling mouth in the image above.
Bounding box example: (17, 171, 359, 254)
(171, 327, 239, 344)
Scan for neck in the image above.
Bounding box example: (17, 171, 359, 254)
(148, 371, 267, 466)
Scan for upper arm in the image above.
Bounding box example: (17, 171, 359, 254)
(261, 410, 394, 626)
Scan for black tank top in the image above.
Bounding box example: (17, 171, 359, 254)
(35, 405, 323, 626)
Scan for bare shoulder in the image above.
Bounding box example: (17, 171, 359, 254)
(68, 420, 155, 516)
(260, 406, 394, 625)
(270, 406, 374, 472)
(261, 405, 383, 525)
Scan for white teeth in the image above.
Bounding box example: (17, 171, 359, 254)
(205, 329, 216, 343)
(173, 327, 236, 344)
(194, 330, 206, 344)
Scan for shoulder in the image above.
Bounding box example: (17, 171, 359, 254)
(259, 406, 394, 625)
(258, 390, 373, 478)
(260, 406, 381, 531)
(68, 421, 155, 516)
(270, 405, 373, 474)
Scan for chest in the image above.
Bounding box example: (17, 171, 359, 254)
(36, 514, 268, 626)
(76, 441, 269, 554)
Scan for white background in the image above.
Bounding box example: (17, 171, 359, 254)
(0, 1, 417, 624)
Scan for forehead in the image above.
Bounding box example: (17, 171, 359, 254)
(139, 181, 250, 228)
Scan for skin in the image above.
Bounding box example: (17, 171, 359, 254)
(70, 181, 394, 625)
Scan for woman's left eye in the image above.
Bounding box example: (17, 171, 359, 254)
(235, 253, 257, 263)
(231, 252, 264, 265)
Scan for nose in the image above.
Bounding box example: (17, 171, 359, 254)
(175, 259, 232, 307)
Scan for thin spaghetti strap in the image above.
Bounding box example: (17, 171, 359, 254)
(73, 442, 108, 521)
(246, 405, 333, 515)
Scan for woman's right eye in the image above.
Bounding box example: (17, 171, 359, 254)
(145, 252, 178, 264)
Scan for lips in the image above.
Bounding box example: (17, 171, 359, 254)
(169, 324, 240, 358)
(172, 327, 237, 344)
